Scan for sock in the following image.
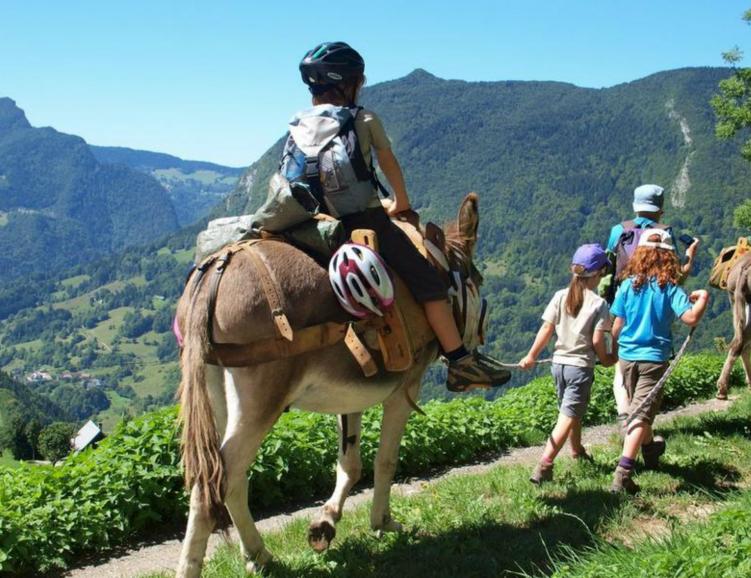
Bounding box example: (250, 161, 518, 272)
(618, 456, 636, 471)
(445, 345, 469, 362)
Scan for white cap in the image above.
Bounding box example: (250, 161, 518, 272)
(638, 228, 674, 251)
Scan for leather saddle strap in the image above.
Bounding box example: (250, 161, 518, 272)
(344, 325, 378, 377)
(242, 243, 294, 342)
(208, 322, 347, 366)
(207, 250, 236, 345)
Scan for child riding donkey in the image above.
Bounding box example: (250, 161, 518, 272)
(283, 42, 510, 391)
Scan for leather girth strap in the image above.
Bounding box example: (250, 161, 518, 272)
(241, 242, 294, 342)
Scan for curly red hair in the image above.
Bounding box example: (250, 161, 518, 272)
(620, 238, 681, 292)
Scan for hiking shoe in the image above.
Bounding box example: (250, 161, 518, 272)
(610, 466, 640, 495)
(641, 435, 666, 470)
(446, 351, 512, 392)
(530, 462, 554, 485)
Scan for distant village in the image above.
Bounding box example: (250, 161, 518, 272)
(16, 368, 106, 390)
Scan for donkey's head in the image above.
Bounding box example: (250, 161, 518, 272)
(441, 193, 485, 351)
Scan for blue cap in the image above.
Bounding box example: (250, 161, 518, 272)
(633, 184, 665, 213)
(572, 243, 609, 274)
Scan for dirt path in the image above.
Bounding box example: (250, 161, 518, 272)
(62, 395, 735, 578)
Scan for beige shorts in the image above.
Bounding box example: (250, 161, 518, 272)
(621, 360, 669, 426)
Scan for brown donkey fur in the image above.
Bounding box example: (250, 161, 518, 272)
(716, 253, 751, 399)
(175, 194, 482, 578)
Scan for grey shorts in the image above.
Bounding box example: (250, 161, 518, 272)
(621, 360, 669, 425)
(552, 363, 594, 419)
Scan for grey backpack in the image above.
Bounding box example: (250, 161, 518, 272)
(279, 104, 379, 218)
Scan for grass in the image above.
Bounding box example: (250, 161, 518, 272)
(143, 393, 751, 578)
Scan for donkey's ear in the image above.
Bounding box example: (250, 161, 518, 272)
(457, 192, 479, 249)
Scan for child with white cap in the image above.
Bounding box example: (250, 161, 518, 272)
(520, 243, 618, 484)
(609, 229, 709, 494)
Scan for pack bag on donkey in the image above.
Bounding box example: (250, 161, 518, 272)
(710, 237, 751, 290)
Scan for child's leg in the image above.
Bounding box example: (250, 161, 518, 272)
(613, 363, 630, 432)
(568, 419, 585, 455)
(424, 299, 463, 352)
(541, 413, 577, 462)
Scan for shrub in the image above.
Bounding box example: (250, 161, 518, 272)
(0, 354, 742, 574)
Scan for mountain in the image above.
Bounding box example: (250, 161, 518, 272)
(90, 146, 243, 226)
(0, 67, 747, 415)
(224, 67, 749, 380)
(0, 98, 179, 277)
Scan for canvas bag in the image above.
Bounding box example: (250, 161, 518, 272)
(709, 237, 751, 290)
(279, 104, 377, 218)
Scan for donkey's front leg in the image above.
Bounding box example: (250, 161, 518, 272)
(371, 385, 415, 533)
(309, 413, 363, 552)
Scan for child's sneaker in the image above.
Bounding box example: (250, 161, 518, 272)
(641, 436, 666, 469)
(530, 462, 554, 485)
(446, 351, 512, 392)
(610, 466, 640, 495)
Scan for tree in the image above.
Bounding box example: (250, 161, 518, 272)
(0, 410, 34, 460)
(711, 9, 751, 159)
(37, 422, 76, 463)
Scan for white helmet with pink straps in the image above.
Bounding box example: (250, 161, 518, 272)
(328, 243, 394, 318)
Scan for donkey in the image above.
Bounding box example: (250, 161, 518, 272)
(716, 253, 751, 399)
(175, 193, 484, 577)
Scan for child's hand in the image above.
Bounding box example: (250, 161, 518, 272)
(685, 237, 701, 259)
(386, 198, 412, 217)
(518, 355, 536, 370)
(689, 289, 709, 304)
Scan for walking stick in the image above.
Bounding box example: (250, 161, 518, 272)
(625, 326, 696, 427)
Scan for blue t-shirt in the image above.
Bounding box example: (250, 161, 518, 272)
(606, 217, 678, 254)
(610, 278, 691, 362)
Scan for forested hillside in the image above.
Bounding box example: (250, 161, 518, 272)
(0, 67, 747, 421)
(90, 146, 243, 226)
(0, 98, 179, 277)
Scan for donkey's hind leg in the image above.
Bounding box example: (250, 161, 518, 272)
(221, 367, 287, 573)
(309, 413, 363, 552)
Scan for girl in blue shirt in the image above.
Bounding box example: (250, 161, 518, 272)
(610, 229, 708, 494)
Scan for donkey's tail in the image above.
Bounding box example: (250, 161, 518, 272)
(730, 260, 751, 355)
(179, 288, 225, 517)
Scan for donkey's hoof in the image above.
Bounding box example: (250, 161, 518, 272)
(373, 519, 403, 538)
(308, 520, 336, 552)
(245, 548, 273, 574)
(716, 391, 728, 400)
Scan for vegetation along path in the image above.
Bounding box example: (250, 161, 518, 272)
(62, 394, 736, 578)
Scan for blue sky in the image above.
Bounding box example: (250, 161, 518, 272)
(2, 1, 750, 166)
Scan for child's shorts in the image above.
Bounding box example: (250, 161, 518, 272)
(340, 208, 448, 303)
(552, 363, 594, 419)
(620, 360, 669, 425)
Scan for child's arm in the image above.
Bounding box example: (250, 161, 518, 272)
(680, 289, 710, 326)
(593, 328, 617, 367)
(519, 322, 555, 370)
(611, 316, 624, 341)
(373, 147, 411, 215)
